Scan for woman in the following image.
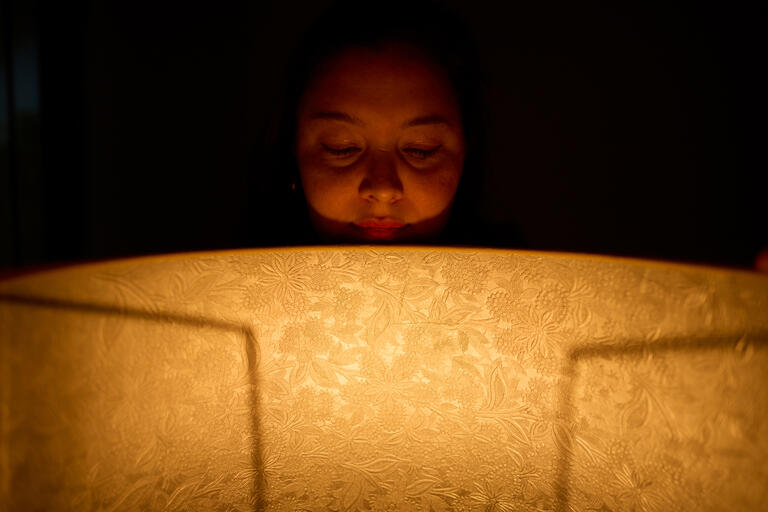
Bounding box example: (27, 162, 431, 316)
(252, 0, 490, 245)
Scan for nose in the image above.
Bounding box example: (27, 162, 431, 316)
(358, 152, 403, 204)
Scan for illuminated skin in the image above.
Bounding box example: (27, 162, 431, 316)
(296, 44, 466, 242)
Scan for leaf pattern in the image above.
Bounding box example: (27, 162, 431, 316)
(1, 247, 767, 511)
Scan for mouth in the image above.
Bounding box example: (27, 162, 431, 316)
(352, 219, 408, 240)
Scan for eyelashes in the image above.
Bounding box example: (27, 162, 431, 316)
(402, 145, 441, 160)
(321, 143, 362, 157)
(321, 143, 442, 161)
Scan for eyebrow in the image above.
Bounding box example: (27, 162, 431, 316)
(403, 115, 452, 128)
(308, 111, 453, 129)
(309, 111, 364, 126)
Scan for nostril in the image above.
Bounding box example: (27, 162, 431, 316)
(363, 186, 401, 203)
(359, 165, 404, 203)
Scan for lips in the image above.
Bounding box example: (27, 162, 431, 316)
(352, 219, 408, 240)
(355, 220, 407, 229)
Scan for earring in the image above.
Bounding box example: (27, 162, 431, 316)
(291, 180, 297, 193)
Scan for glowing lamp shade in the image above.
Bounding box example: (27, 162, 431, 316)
(1, 247, 767, 511)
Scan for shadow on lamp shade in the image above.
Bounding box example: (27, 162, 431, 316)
(1, 247, 767, 511)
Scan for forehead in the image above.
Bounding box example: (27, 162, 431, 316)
(299, 45, 461, 124)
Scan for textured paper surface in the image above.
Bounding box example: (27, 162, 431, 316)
(1, 248, 767, 511)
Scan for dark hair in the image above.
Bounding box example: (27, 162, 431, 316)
(251, 0, 486, 245)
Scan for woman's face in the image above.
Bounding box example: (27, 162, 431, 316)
(296, 44, 465, 242)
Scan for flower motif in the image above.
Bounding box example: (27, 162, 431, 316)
(364, 366, 417, 407)
(441, 255, 489, 295)
(293, 386, 335, 424)
(487, 289, 518, 323)
(612, 461, 674, 512)
(376, 401, 407, 432)
(348, 250, 410, 286)
(258, 254, 311, 302)
(444, 369, 483, 408)
(512, 309, 566, 358)
(470, 481, 519, 512)
(282, 291, 310, 319)
(239, 283, 272, 313)
(531, 351, 562, 377)
(523, 377, 554, 413)
(304, 263, 340, 292)
(534, 281, 569, 323)
(494, 328, 519, 356)
(277, 318, 334, 362)
(332, 288, 364, 331)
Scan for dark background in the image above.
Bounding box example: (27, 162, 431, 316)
(2, 0, 765, 271)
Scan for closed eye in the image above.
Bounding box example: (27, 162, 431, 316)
(322, 143, 362, 157)
(403, 145, 441, 160)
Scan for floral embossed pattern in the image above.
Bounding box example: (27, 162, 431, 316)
(1, 248, 767, 511)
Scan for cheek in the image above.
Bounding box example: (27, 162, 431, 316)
(299, 166, 358, 217)
(405, 165, 462, 216)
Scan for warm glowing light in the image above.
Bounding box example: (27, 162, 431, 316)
(1, 247, 767, 510)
